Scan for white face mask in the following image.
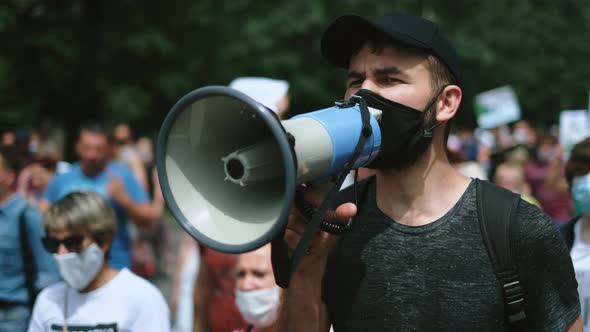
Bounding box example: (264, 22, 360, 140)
(235, 286, 280, 327)
(54, 243, 104, 290)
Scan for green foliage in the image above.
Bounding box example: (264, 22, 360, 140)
(0, 0, 589, 142)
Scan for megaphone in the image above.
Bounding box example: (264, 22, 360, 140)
(156, 86, 382, 254)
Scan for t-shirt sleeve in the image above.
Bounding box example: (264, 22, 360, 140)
(41, 175, 61, 203)
(514, 200, 581, 331)
(120, 166, 149, 204)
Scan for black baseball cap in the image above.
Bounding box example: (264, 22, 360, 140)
(321, 12, 462, 85)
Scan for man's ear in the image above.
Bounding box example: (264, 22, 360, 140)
(436, 85, 462, 122)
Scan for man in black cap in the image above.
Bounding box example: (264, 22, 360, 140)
(277, 12, 582, 331)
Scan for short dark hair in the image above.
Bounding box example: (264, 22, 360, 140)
(78, 122, 110, 140)
(566, 137, 590, 187)
(78, 121, 113, 143)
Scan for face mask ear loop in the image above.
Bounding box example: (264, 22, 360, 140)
(423, 122, 444, 138)
(421, 84, 450, 138)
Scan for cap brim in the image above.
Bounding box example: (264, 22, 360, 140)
(321, 14, 429, 69)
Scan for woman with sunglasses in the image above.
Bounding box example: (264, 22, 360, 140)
(27, 191, 170, 332)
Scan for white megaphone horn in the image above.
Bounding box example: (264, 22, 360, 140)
(156, 86, 382, 254)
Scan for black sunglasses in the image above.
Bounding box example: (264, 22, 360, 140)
(41, 235, 85, 254)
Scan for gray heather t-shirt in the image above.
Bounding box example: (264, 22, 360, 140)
(324, 178, 580, 332)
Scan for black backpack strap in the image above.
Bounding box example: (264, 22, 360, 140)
(18, 205, 37, 308)
(476, 179, 526, 324)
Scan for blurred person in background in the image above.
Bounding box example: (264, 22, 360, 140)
(503, 144, 530, 168)
(493, 162, 540, 207)
(0, 149, 59, 332)
(113, 128, 167, 278)
(563, 137, 590, 331)
(28, 191, 169, 331)
(131, 135, 169, 278)
(447, 133, 488, 180)
(564, 137, 590, 249)
(192, 77, 290, 332)
(17, 140, 71, 205)
(136, 136, 155, 170)
(171, 235, 200, 332)
(193, 246, 245, 332)
(1, 130, 15, 148)
(38, 122, 159, 270)
(456, 127, 479, 162)
(27, 131, 40, 157)
(524, 133, 573, 224)
(512, 120, 538, 152)
(484, 125, 515, 181)
(232, 244, 279, 332)
(112, 123, 148, 189)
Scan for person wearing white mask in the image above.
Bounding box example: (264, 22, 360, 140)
(27, 191, 170, 332)
(232, 244, 279, 332)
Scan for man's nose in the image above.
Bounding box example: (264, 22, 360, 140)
(241, 275, 258, 291)
(360, 79, 378, 92)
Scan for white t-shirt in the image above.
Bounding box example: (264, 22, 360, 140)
(571, 221, 590, 332)
(27, 268, 170, 332)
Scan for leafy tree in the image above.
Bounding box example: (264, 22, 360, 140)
(1, 0, 589, 159)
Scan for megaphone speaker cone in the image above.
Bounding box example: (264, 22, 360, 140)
(156, 86, 297, 253)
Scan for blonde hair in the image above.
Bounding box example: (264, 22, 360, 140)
(44, 191, 117, 243)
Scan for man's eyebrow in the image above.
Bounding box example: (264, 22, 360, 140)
(347, 67, 403, 80)
(346, 71, 364, 80)
(375, 66, 402, 75)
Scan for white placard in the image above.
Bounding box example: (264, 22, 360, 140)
(559, 110, 590, 157)
(474, 85, 522, 129)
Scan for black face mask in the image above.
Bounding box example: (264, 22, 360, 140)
(354, 89, 444, 170)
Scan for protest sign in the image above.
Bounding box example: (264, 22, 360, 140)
(474, 86, 521, 129)
(559, 110, 590, 158)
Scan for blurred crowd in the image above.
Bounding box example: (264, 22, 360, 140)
(0, 76, 588, 332)
(447, 120, 573, 226)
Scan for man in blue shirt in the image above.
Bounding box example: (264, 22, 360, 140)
(0, 149, 60, 332)
(39, 123, 159, 269)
